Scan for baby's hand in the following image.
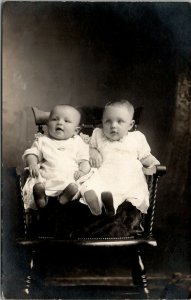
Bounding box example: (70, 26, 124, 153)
(142, 166, 157, 175)
(74, 170, 86, 181)
(29, 164, 39, 178)
(90, 149, 102, 168)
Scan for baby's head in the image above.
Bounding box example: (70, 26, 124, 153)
(102, 100, 135, 141)
(47, 104, 81, 140)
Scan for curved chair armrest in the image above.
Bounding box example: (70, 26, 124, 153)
(155, 165, 167, 177)
(143, 165, 167, 176)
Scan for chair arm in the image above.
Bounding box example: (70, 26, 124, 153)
(143, 165, 166, 176)
(155, 165, 167, 177)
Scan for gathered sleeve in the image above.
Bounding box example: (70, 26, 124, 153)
(136, 131, 160, 166)
(76, 136, 90, 163)
(136, 131, 152, 160)
(89, 128, 100, 150)
(22, 136, 43, 165)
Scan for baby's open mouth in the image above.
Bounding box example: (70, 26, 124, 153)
(56, 128, 64, 132)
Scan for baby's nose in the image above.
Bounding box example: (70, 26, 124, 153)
(57, 119, 65, 125)
(111, 121, 117, 128)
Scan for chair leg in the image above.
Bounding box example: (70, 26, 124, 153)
(21, 249, 44, 298)
(20, 250, 34, 298)
(131, 249, 150, 298)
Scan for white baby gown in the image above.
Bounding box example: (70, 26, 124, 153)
(22, 134, 89, 209)
(80, 128, 159, 214)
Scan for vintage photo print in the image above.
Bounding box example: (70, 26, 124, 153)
(2, 1, 191, 299)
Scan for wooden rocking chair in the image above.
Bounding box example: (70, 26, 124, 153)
(15, 105, 166, 299)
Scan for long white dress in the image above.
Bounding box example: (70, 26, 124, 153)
(22, 134, 89, 209)
(80, 128, 159, 214)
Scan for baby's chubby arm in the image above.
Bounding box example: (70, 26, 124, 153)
(89, 128, 103, 168)
(25, 154, 40, 178)
(141, 154, 160, 175)
(74, 160, 91, 180)
(89, 147, 103, 168)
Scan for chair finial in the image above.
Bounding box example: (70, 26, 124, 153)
(32, 107, 50, 125)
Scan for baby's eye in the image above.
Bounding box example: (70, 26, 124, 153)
(51, 117, 57, 121)
(65, 119, 71, 123)
(118, 119, 125, 124)
(104, 120, 110, 124)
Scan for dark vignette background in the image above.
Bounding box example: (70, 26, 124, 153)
(2, 1, 191, 297)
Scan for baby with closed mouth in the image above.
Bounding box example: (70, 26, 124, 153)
(80, 99, 160, 217)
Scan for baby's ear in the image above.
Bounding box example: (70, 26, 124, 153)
(128, 120, 135, 131)
(75, 126, 81, 134)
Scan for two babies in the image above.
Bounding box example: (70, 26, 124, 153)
(22, 100, 160, 216)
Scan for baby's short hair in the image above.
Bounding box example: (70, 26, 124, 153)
(104, 99, 135, 119)
(49, 104, 82, 124)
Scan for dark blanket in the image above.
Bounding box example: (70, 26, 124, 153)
(27, 199, 143, 239)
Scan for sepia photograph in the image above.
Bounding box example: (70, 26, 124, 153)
(2, 1, 191, 299)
